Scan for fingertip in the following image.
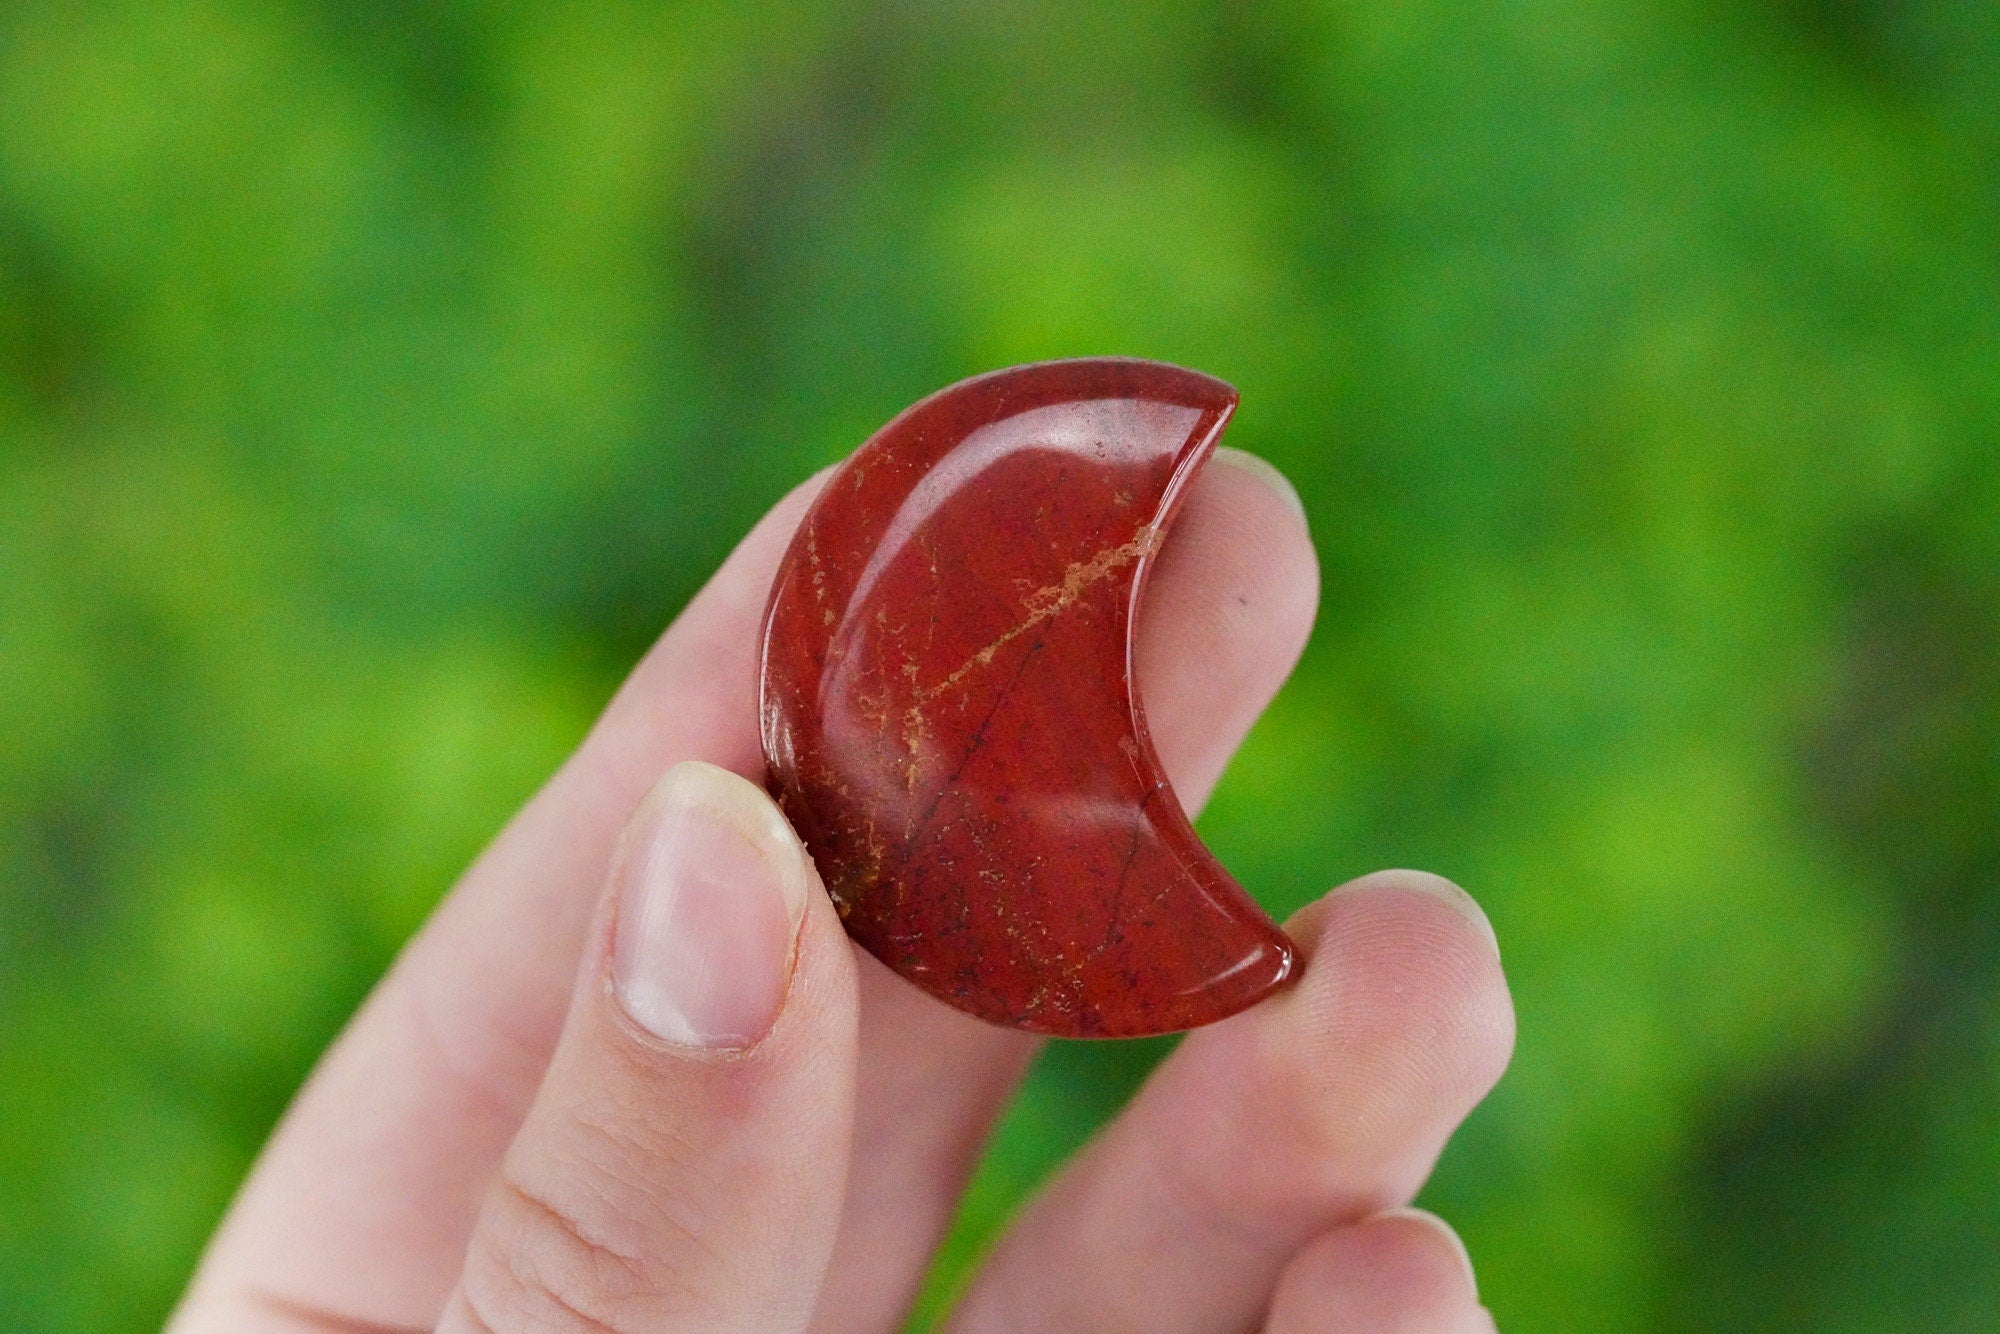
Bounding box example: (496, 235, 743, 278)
(607, 761, 818, 1052)
(1175, 869, 1515, 1211)
(1289, 870, 1517, 1110)
(1210, 445, 1307, 523)
(1321, 869, 1500, 961)
(1266, 1208, 1491, 1334)
(1136, 441, 1321, 811)
(1372, 1207, 1478, 1298)
(1190, 443, 1320, 639)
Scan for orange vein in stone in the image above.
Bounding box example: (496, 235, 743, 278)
(912, 524, 1162, 708)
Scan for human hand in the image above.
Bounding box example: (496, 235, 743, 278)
(169, 449, 1514, 1332)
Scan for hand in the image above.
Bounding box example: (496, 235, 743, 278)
(169, 449, 1514, 1333)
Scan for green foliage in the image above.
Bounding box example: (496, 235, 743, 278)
(2, 1, 1996, 1328)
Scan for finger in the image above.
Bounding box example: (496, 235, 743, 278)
(947, 872, 1515, 1334)
(433, 761, 857, 1333)
(807, 446, 1321, 1330)
(1264, 1209, 1495, 1334)
(176, 446, 1316, 1334)
(174, 474, 835, 1330)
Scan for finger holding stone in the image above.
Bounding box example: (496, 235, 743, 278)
(946, 872, 1515, 1334)
(808, 447, 1320, 1331)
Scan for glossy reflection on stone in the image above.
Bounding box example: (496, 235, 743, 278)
(758, 358, 1296, 1037)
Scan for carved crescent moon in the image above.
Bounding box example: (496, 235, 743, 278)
(758, 358, 1296, 1037)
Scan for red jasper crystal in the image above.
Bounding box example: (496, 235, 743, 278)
(758, 358, 1296, 1037)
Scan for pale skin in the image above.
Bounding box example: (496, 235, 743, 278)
(170, 449, 1516, 1333)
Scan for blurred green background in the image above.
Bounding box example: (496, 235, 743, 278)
(2, 0, 1997, 1328)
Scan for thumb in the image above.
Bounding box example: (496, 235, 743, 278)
(439, 760, 859, 1333)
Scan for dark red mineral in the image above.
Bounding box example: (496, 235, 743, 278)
(758, 358, 1296, 1036)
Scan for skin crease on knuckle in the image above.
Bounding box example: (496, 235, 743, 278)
(459, 1162, 762, 1334)
(461, 1133, 697, 1332)
(444, 778, 856, 1332)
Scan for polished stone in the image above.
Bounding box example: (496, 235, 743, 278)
(758, 358, 1296, 1037)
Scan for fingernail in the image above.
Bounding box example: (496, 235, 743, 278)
(1376, 1207, 1480, 1298)
(1212, 446, 1307, 521)
(611, 760, 812, 1049)
(1342, 870, 1501, 959)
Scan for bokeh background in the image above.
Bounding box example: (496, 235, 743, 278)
(2, 0, 1997, 1328)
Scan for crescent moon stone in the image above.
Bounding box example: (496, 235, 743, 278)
(758, 358, 1297, 1037)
